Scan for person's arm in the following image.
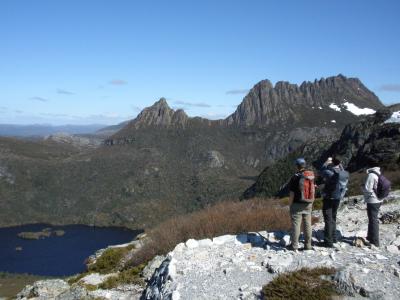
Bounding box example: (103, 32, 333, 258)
(288, 175, 296, 203)
(321, 169, 334, 181)
(289, 191, 294, 203)
(320, 157, 332, 172)
(363, 173, 376, 198)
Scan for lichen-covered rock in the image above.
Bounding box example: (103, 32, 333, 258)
(207, 150, 224, 168)
(16, 279, 70, 299)
(141, 255, 167, 281)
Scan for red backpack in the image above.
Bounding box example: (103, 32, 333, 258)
(299, 170, 315, 203)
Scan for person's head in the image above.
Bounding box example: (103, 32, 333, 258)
(295, 157, 306, 170)
(332, 156, 342, 167)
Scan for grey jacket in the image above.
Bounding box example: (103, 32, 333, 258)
(362, 167, 382, 204)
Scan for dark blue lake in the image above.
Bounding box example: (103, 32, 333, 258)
(0, 224, 141, 276)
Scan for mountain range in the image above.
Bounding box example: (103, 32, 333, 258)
(0, 124, 107, 138)
(0, 75, 394, 229)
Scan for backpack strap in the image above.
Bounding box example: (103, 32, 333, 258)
(369, 170, 380, 177)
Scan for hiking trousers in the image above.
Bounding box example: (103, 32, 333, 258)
(290, 202, 312, 249)
(367, 203, 381, 247)
(322, 199, 340, 244)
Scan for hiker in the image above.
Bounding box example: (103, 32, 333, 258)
(320, 156, 349, 247)
(287, 158, 315, 251)
(363, 160, 391, 247)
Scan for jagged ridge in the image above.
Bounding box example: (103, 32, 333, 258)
(226, 74, 383, 127)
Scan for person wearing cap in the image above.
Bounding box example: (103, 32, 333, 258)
(287, 157, 313, 251)
(320, 156, 349, 248)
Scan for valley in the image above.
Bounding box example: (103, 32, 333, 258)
(0, 75, 397, 231)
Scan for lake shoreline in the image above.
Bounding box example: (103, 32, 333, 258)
(0, 221, 143, 233)
(0, 224, 142, 277)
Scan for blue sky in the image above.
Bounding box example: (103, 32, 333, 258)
(1, 0, 399, 125)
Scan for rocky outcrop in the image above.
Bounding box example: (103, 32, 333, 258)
(244, 106, 400, 199)
(144, 191, 400, 299)
(123, 98, 190, 130)
(45, 133, 102, 148)
(225, 75, 383, 128)
(242, 136, 335, 199)
(319, 109, 400, 172)
(17, 280, 143, 300)
(17, 280, 70, 299)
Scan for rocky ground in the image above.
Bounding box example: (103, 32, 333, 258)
(15, 191, 400, 300)
(145, 191, 400, 300)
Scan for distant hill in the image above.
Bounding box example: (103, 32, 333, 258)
(95, 121, 131, 137)
(0, 124, 108, 137)
(0, 75, 387, 229)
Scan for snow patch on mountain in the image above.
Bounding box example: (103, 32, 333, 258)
(329, 103, 341, 112)
(343, 102, 376, 116)
(385, 111, 400, 124)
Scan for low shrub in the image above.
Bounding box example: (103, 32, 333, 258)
(127, 199, 290, 268)
(67, 272, 88, 285)
(313, 197, 323, 211)
(262, 267, 337, 300)
(99, 263, 147, 289)
(88, 245, 134, 274)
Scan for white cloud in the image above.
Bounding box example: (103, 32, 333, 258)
(57, 89, 75, 95)
(380, 84, 400, 92)
(226, 89, 249, 95)
(109, 79, 128, 85)
(30, 96, 49, 102)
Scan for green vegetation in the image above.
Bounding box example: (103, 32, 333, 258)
(67, 272, 88, 285)
(67, 244, 142, 290)
(99, 263, 146, 289)
(17, 228, 66, 240)
(17, 231, 51, 240)
(0, 126, 263, 230)
(243, 139, 335, 199)
(88, 245, 134, 274)
(262, 267, 338, 300)
(54, 230, 65, 236)
(313, 197, 323, 211)
(0, 272, 48, 299)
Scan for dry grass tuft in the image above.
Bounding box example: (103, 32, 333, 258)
(127, 199, 290, 268)
(262, 267, 337, 300)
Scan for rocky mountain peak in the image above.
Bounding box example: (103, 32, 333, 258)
(151, 97, 170, 109)
(225, 75, 384, 128)
(116, 98, 189, 132)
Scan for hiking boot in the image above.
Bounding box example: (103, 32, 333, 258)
(323, 241, 334, 248)
(303, 245, 313, 251)
(286, 244, 298, 251)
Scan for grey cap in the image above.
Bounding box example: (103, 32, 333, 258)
(295, 157, 306, 166)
